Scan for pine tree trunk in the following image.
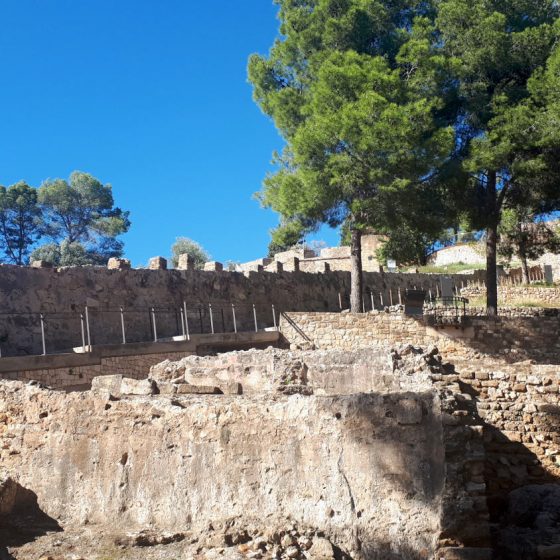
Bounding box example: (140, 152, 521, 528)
(486, 171, 499, 316)
(520, 250, 530, 285)
(350, 227, 363, 313)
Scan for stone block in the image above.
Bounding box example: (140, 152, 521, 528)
(148, 256, 167, 270)
(176, 384, 223, 395)
(177, 253, 195, 270)
(107, 258, 131, 270)
(266, 261, 283, 273)
(220, 382, 243, 395)
(31, 260, 53, 268)
(203, 261, 223, 272)
(91, 374, 123, 396)
(282, 257, 300, 272)
(120, 378, 158, 395)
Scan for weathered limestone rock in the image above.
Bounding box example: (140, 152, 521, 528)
(107, 257, 131, 270)
(177, 253, 195, 270)
(148, 256, 167, 270)
(204, 261, 224, 272)
(30, 260, 52, 268)
(1, 378, 446, 560)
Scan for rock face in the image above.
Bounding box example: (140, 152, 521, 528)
(0, 346, 447, 559)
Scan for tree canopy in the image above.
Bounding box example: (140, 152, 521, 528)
(249, 0, 456, 311)
(30, 171, 130, 266)
(170, 237, 210, 269)
(250, 0, 560, 314)
(0, 182, 42, 265)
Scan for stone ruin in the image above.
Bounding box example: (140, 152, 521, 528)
(2, 340, 560, 560)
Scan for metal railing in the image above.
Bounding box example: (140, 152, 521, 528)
(0, 301, 281, 358)
(0, 278, 481, 358)
(424, 296, 468, 324)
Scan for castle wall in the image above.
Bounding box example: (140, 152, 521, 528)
(0, 265, 477, 357)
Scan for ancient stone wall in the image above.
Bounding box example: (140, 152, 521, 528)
(279, 311, 560, 362)
(462, 285, 560, 306)
(0, 350, 193, 390)
(1, 381, 446, 559)
(0, 265, 475, 357)
(429, 243, 486, 266)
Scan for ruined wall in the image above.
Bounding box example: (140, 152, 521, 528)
(462, 285, 560, 306)
(280, 311, 560, 362)
(0, 265, 475, 356)
(0, 350, 193, 390)
(1, 380, 446, 560)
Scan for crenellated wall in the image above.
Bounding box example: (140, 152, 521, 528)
(0, 265, 478, 357)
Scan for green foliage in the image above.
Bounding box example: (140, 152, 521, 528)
(249, 1, 457, 307)
(267, 219, 306, 256)
(499, 210, 560, 262)
(436, 0, 560, 226)
(30, 238, 124, 267)
(37, 171, 130, 266)
(170, 237, 210, 269)
(0, 182, 42, 265)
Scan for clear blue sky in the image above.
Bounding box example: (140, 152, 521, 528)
(0, 0, 339, 266)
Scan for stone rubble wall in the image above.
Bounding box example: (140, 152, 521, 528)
(462, 285, 560, 306)
(0, 350, 193, 390)
(279, 311, 560, 362)
(0, 378, 446, 560)
(0, 265, 476, 357)
(429, 243, 486, 267)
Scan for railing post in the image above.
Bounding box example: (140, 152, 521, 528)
(85, 306, 92, 352)
(183, 301, 190, 341)
(272, 304, 277, 330)
(40, 313, 46, 355)
(370, 292, 375, 311)
(253, 304, 258, 332)
(151, 307, 158, 342)
(198, 308, 203, 333)
(380, 292, 384, 308)
(180, 307, 186, 340)
(120, 306, 126, 344)
(232, 303, 237, 333)
(80, 312, 86, 351)
(338, 292, 342, 310)
(209, 303, 214, 335)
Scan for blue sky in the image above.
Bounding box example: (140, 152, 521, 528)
(0, 0, 339, 266)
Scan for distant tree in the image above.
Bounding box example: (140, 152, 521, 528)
(170, 237, 210, 269)
(499, 209, 560, 284)
(267, 220, 306, 257)
(29, 238, 122, 267)
(0, 182, 42, 265)
(38, 171, 130, 265)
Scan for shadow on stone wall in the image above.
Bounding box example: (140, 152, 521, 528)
(0, 482, 61, 554)
(452, 377, 560, 560)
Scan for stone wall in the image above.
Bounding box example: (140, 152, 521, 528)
(462, 285, 560, 306)
(429, 243, 486, 266)
(0, 265, 475, 357)
(0, 331, 280, 390)
(279, 311, 560, 362)
(0, 350, 193, 390)
(1, 380, 447, 559)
